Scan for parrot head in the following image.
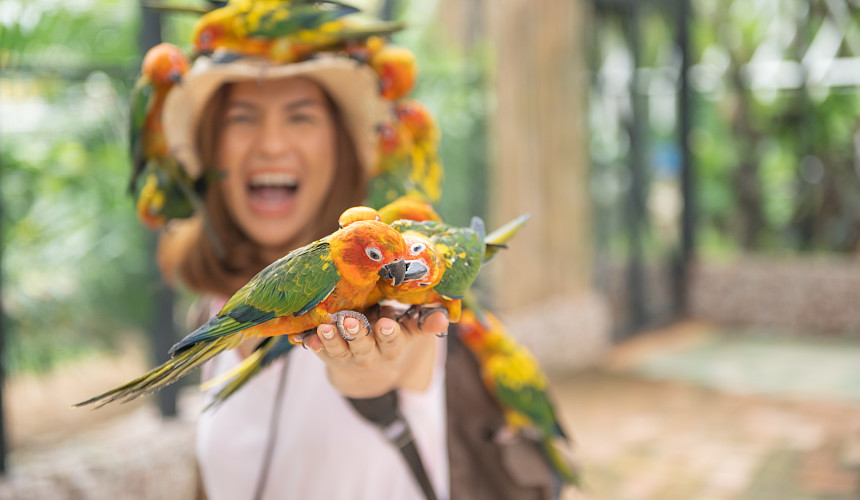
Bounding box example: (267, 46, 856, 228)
(338, 206, 380, 228)
(400, 232, 443, 288)
(377, 121, 412, 157)
(371, 45, 417, 101)
(192, 8, 233, 55)
(330, 220, 411, 287)
(142, 43, 190, 89)
(395, 99, 436, 143)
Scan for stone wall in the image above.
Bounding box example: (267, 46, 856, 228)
(689, 256, 860, 334)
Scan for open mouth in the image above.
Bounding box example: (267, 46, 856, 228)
(247, 172, 299, 214)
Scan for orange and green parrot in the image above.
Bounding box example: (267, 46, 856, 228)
(370, 44, 417, 101)
(129, 42, 225, 254)
(128, 42, 190, 196)
(458, 309, 580, 485)
(368, 100, 443, 208)
(73, 218, 415, 409)
(192, 0, 403, 63)
(386, 212, 531, 324)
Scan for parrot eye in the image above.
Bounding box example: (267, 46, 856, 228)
(409, 243, 426, 255)
(365, 247, 383, 261)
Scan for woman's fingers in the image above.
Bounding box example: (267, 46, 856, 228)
(375, 318, 404, 361)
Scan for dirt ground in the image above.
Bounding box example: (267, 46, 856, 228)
(3, 321, 859, 499)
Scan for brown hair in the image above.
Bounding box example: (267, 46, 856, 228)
(157, 82, 367, 297)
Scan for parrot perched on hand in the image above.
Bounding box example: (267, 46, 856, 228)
(458, 309, 580, 485)
(202, 204, 528, 406)
(191, 0, 403, 63)
(384, 212, 530, 324)
(73, 218, 415, 409)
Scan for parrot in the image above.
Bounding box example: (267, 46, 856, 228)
(129, 42, 225, 255)
(128, 42, 190, 196)
(201, 206, 529, 406)
(457, 308, 580, 485)
(368, 100, 443, 207)
(370, 44, 417, 101)
(73, 218, 415, 409)
(191, 0, 403, 63)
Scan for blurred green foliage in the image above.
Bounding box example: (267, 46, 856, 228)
(1, 0, 154, 374)
(590, 0, 860, 261)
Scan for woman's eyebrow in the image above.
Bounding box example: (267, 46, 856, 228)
(284, 98, 324, 111)
(225, 101, 257, 111)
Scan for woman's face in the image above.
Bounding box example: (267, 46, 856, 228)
(217, 77, 337, 247)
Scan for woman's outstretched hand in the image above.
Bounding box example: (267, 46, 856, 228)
(304, 304, 449, 398)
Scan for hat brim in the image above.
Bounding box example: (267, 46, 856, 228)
(162, 54, 387, 178)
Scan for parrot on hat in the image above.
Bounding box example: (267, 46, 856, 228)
(73, 218, 415, 409)
(192, 0, 404, 63)
(369, 100, 443, 208)
(129, 42, 225, 255)
(458, 308, 580, 486)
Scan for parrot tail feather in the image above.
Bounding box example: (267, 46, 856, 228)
(483, 213, 531, 263)
(204, 336, 297, 410)
(71, 334, 241, 409)
(540, 436, 581, 486)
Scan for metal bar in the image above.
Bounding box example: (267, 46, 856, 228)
(622, 5, 648, 336)
(139, 0, 179, 418)
(675, 0, 694, 315)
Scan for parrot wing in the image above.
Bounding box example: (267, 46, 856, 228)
(128, 76, 152, 194)
(224, 237, 340, 317)
(242, 2, 359, 38)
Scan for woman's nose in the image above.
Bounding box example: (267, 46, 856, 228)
(256, 114, 290, 158)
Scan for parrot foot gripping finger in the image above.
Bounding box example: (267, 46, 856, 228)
(329, 310, 371, 341)
(416, 305, 449, 330)
(295, 330, 316, 350)
(395, 304, 422, 324)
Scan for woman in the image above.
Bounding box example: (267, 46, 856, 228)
(154, 6, 564, 500)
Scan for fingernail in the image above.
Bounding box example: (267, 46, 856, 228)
(346, 319, 360, 335)
(380, 323, 395, 336)
(320, 326, 334, 340)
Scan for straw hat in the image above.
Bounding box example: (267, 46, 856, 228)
(162, 51, 388, 178)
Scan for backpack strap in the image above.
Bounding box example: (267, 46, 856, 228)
(347, 391, 439, 500)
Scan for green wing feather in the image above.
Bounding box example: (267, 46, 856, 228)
(222, 237, 340, 318)
(128, 76, 152, 194)
(243, 3, 358, 38)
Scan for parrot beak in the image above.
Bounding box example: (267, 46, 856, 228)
(378, 259, 407, 286)
(403, 260, 429, 282)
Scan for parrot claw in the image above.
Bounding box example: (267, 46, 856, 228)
(329, 310, 371, 341)
(295, 331, 314, 350)
(395, 305, 421, 324)
(416, 305, 449, 330)
(436, 328, 449, 338)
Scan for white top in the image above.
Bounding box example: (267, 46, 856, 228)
(196, 335, 450, 500)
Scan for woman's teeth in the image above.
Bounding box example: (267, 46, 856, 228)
(249, 172, 299, 188)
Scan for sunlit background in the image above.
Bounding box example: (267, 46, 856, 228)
(1, 0, 860, 498)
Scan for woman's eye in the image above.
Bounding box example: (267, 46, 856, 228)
(288, 113, 315, 124)
(365, 247, 382, 261)
(410, 243, 425, 255)
(225, 113, 255, 125)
